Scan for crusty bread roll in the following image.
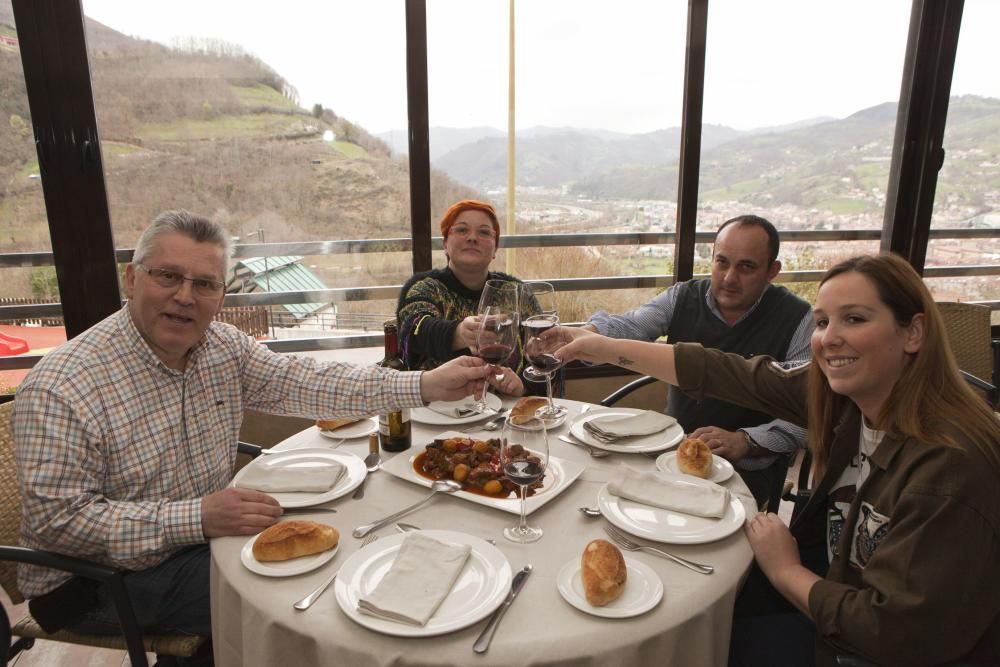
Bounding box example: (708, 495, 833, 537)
(252, 521, 339, 562)
(510, 396, 549, 424)
(581, 539, 627, 606)
(677, 437, 713, 478)
(316, 417, 361, 431)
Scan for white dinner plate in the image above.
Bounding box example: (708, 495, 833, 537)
(569, 408, 684, 454)
(380, 431, 586, 516)
(334, 530, 512, 637)
(556, 557, 663, 618)
(240, 526, 340, 577)
(655, 451, 735, 484)
(317, 417, 377, 440)
(410, 394, 502, 425)
(229, 449, 367, 508)
(597, 482, 746, 544)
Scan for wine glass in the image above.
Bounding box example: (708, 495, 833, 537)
(478, 278, 520, 316)
(501, 415, 548, 544)
(519, 280, 556, 318)
(522, 314, 568, 419)
(469, 280, 519, 413)
(471, 308, 517, 413)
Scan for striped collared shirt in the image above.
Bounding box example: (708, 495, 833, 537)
(12, 306, 422, 597)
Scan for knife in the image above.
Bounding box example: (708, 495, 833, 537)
(473, 564, 532, 654)
(280, 507, 338, 515)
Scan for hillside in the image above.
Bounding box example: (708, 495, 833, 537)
(422, 96, 999, 220)
(0, 2, 479, 258)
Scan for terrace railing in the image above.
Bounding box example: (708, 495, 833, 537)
(2, 228, 998, 370)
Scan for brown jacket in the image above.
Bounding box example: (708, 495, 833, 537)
(674, 342, 1000, 666)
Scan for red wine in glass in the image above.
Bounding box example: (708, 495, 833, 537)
(528, 352, 563, 373)
(503, 459, 546, 486)
(479, 343, 513, 364)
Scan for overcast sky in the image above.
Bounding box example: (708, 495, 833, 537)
(82, 0, 1000, 135)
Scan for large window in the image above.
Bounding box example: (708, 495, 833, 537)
(926, 0, 1000, 322)
(83, 0, 411, 335)
(700, 0, 912, 302)
(0, 3, 59, 392)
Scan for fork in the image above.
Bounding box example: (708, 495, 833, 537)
(603, 524, 714, 575)
(293, 533, 378, 610)
(582, 421, 621, 443)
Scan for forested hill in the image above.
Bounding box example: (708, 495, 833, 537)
(0, 1, 478, 253)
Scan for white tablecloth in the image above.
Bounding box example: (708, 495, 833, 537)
(210, 399, 755, 667)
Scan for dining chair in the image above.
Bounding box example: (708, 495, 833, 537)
(0, 401, 207, 666)
(936, 301, 997, 406)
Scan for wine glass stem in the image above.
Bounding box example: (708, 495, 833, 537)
(517, 484, 528, 541)
(544, 373, 555, 410)
(474, 364, 492, 411)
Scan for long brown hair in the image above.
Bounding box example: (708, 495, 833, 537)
(807, 254, 1000, 479)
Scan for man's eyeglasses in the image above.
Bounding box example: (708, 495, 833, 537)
(136, 264, 225, 297)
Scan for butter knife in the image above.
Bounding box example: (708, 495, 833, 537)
(473, 564, 532, 654)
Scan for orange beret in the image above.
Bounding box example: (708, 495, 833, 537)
(439, 200, 500, 243)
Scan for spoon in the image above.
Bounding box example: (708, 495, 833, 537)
(558, 434, 611, 458)
(353, 479, 463, 537)
(351, 451, 381, 500)
(461, 408, 508, 433)
(578, 506, 602, 518)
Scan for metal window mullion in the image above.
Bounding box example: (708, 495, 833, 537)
(674, 0, 709, 282)
(881, 0, 964, 273)
(13, 0, 121, 338)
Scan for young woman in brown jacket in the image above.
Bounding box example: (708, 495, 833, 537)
(549, 254, 1000, 666)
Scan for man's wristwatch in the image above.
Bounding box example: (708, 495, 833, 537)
(740, 429, 768, 457)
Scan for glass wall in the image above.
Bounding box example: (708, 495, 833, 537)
(926, 0, 1000, 322)
(83, 0, 410, 334)
(423, 1, 690, 322)
(701, 0, 911, 302)
(0, 3, 60, 391)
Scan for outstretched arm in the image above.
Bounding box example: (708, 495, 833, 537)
(547, 326, 679, 386)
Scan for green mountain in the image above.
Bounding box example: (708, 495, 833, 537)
(0, 3, 478, 256)
(431, 96, 999, 219)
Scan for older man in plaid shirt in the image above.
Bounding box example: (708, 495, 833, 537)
(11, 210, 489, 665)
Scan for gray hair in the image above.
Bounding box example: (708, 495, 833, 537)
(133, 210, 232, 278)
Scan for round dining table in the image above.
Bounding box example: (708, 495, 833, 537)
(210, 399, 756, 667)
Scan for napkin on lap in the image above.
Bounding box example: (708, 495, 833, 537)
(358, 533, 472, 626)
(234, 456, 345, 493)
(608, 469, 730, 518)
(588, 411, 676, 437)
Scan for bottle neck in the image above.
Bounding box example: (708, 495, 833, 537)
(383, 329, 399, 357)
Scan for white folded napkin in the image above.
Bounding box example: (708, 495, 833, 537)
(607, 469, 730, 518)
(358, 533, 472, 626)
(234, 456, 345, 493)
(425, 398, 479, 419)
(588, 410, 676, 437)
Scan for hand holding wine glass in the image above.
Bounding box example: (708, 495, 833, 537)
(523, 314, 569, 420)
(471, 311, 516, 413)
(501, 416, 548, 544)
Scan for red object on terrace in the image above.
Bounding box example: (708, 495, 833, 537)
(0, 332, 29, 356)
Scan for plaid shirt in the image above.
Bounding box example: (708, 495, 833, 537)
(12, 306, 422, 597)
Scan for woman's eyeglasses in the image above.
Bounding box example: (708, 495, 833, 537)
(136, 264, 225, 297)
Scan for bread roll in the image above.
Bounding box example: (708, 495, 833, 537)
(252, 521, 340, 562)
(510, 396, 549, 424)
(581, 539, 627, 606)
(316, 417, 361, 431)
(677, 437, 713, 478)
